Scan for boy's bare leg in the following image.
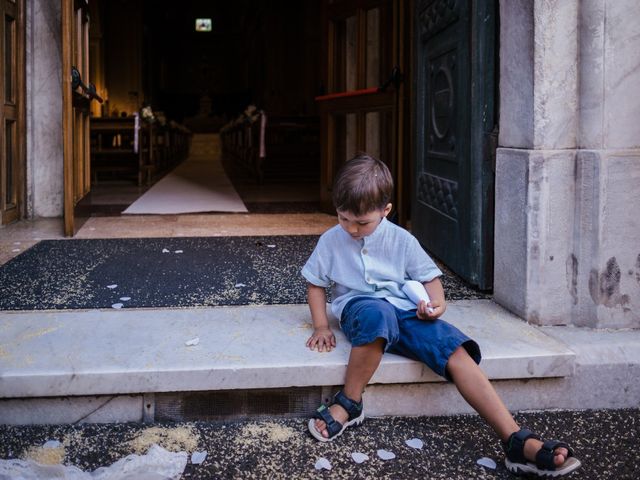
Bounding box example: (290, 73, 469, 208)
(312, 338, 385, 438)
(446, 346, 569, 466)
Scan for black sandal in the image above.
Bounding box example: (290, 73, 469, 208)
(504, 429, 581, 477)
(308, 390, 364, 442)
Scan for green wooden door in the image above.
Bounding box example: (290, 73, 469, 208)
(412, 0, 496, 289)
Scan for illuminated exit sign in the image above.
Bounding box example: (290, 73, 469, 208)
(195, 18, 212, 32)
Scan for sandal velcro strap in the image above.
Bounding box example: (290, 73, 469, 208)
(333, 390, 363, 422)
(535, 440, 572, 471)
(503, 428, 541, 464)
(309, 391, 364, 441)
(313, 404, 343, 438)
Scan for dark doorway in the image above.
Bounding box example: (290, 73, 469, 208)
(82, 0, 323, 215)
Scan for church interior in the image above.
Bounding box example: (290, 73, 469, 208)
(83, 0, 323, 214)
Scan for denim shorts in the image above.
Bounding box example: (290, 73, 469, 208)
(340, 296, 481, 381)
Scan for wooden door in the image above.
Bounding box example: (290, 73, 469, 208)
(0, 0, 25, 225)
(318, 0, 409, 222)
(412, 0, 496, 289)
(62, 0, 94, 236)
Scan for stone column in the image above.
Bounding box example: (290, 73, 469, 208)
(494, 0, 640, 328)
(26, 0, 64, 217)
(573, 0, 640, 328)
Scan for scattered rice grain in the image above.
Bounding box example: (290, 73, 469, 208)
(128, 425, 199, 454)
(22, 444, 65, 465)
(235, 422, 297, 446)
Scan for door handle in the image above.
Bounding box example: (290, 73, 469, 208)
(71, 67, 104, 103)
(378, 66, 404, 92)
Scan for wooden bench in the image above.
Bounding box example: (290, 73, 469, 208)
(90, 116, 150, 186)
(221, 113, 319, 183)
(90, 117, 192, 186)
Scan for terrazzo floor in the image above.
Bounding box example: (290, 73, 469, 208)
(0, 409, 636, 479)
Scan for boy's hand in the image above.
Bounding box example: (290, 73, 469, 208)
(306, 327, 336, 352)
(417, 299, 446, 320)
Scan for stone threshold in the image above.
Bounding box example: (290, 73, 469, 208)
(0, 300, 575, 399)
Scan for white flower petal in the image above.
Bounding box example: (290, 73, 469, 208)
(377, 449, 396, 460)
(107, 284, 118, 289)
(314, 457, 331, 470)
(351, 452, 369, 464)
(477, 457, 497, 470)
(119, 297, 131, 301)
(405, 438, 424, 449)
(185, 337, 200, 346)
(111, 303, 124, 309)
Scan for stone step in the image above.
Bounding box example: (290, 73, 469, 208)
(3, 300, 638, 425)
(0, 300, 573, 398)
(0, 300, 575, 398)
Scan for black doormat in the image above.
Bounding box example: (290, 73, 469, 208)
(0, 236, 489, 311)
(0, 237, 318, 311)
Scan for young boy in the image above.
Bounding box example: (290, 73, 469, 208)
(301, 154, 581, 478)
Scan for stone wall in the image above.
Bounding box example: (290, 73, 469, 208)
(495, 0, 640, 328)
(26, 0, 63, 217)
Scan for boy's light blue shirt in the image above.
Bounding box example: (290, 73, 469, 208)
(301, 217, 443, 320)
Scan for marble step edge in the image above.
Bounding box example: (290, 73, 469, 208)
(0, 300, 576, 398)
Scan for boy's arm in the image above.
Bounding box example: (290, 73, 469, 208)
(305, 283, 336, 352)
(417, 277, 447, 320)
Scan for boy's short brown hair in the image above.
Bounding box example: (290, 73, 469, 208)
(332, 153, 394, 215)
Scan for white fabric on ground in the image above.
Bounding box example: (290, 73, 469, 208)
(123, 133, 247, 214)
(0, 444, 187, 480)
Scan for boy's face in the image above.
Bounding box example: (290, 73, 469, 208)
(336, 204, 392, 241)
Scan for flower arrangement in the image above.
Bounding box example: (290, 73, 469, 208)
(141, 105, 155, 123)
(220, 104, 263, 133)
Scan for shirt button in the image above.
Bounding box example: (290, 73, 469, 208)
(362, 248, 368, 255)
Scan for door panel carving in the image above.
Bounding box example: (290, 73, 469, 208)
(412, 0, 496, 289)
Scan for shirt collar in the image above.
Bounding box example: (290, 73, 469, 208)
(363, 216, 389, 244)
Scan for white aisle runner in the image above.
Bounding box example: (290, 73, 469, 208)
(123, 133, 248, 214)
